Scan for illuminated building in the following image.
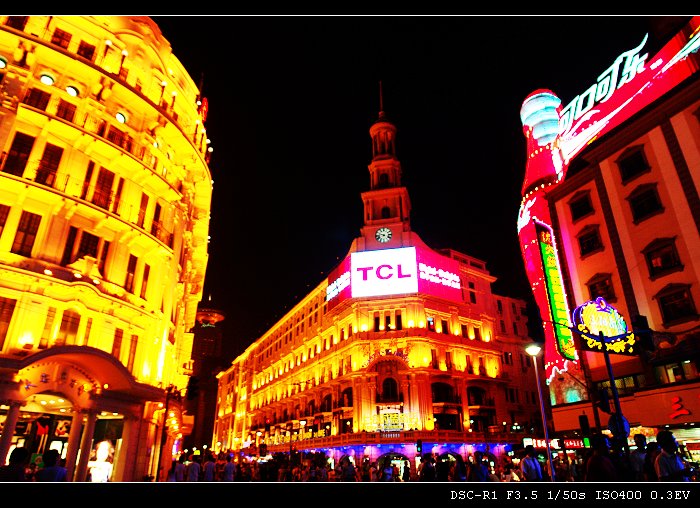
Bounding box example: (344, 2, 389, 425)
(213, 98, 542, 470)
(0, 16, 211, 481)
(517, 16, 700, 459)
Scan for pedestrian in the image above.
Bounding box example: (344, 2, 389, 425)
(202, 451, 217, 481)
(654, 429, 692, 482)
(223, 454, 236, 481)
(186, 454, 201, 482)
(520, 445, 543, 481)
(380, 461, 394, 481)
(418, 454, 435, 481)
(644, 441, 660, 481)
(584, 434, 618, 482)
(467, 451, 490, 482)
(402, 460, 411, 482)
(629, 434, 647, 482)
(0, 446, 31, 481)
(173, 454, 186, 481)
(340, 458, 357, 482)
(435, 455, 450, 481)
(35, 449, 68, 481)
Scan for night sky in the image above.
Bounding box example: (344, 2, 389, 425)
(151, 15, 683, 361)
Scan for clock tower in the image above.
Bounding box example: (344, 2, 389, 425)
(359, 83, 412, 250)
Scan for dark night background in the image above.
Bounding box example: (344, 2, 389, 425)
(151, 15, 688, 362)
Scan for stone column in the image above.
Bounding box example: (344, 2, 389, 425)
(73, 409, 98, 481)
(0, 400, 23, 465)
(64, 410, 84, 481)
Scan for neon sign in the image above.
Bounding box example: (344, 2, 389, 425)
(536, 221, 576, 361)
(572, 297, 637, 355)
(558, 18, 700, 165)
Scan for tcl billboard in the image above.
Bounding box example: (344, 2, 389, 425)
(326, 247, 462, 310)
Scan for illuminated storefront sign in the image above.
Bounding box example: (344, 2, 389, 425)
(572, 297, 637, 355)
(536, 221, 576, 361)
(326, 246, 462, 309)
(524, 437, 584, 449)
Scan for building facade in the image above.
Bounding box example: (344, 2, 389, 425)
(0, 16, 212, 481)
(517, 16, 700, 462)
(213, 104, 542, 472)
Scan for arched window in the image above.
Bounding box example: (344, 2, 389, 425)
(381, 377, 399, 402)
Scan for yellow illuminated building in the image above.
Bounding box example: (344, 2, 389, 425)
(213, 104, 541, 470)
(0, 16, 211, 481)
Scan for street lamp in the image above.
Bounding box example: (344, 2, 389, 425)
(525, 343, 556, 482)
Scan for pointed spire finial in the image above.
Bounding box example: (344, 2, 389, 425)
(378, 80, 386, 121)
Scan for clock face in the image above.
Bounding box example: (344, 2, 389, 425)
(375, 227, 392, 243)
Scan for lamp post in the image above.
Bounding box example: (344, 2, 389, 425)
(525, 343, 556, 482)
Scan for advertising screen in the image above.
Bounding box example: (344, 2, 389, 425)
(325, 246, 462, 309)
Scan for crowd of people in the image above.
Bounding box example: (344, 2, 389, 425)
(165, 430, 696, 483)
(1, 429, 696, 482)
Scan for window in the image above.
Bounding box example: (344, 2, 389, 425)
(643, 238, 682, 279)
(373, 315, 380, 332)
(92, 167, 115, 210)
(497, 300, 503, 314)
(586, 273, 616, 302)
(50, 28, 72, 49)
(81, 161, 94, 200)
(61, 227, 108, 267)
(56, 99, 76, 122)
(577, 225, 603, 257)
(395, 312, 402, 330)
(5, 16, 28, 30)
(441, 319, 449, 334)
(35, 143, 63, 187)
(468, 282, 477, 304)
(616, 145, 651, 183)
(628, 184, 663, 223)
(512, 322, 518, 335)
(11, 210, 41, 256)
(385, 315, 392, 330)
(77, 40, 96, 61)
(461, 324, 468, 338)
(474, 327, 482, 341)
(427, 316, 435, 331)
(112, 327, 123, 358)
(656, 284, 697, 324)
(22, 88, 51, 110)
(569, 191, 594, 222)
(127, 334, 138, 371)
(3, 132, 35, 177)
(381, 206, 391, 219)
(140, 264, 150, 299)
(0, 204, 10, 238)
(39, 307, 56, 349)
(137, 192, 149, 228)
(0, 296, 17, 351)
(112, 178, 124, 215)
(503, 351, 513, 365)
(55, 309, 80, 346)
(125, 254, 137, 293)
(77, 231, 99, 259)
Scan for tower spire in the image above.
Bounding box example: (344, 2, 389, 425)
(378, 80, 386, 121)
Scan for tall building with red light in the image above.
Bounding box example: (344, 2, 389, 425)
(212, 96, 543, 471)
(0, 16, 212, 481)
(518, 16, 700, 460)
